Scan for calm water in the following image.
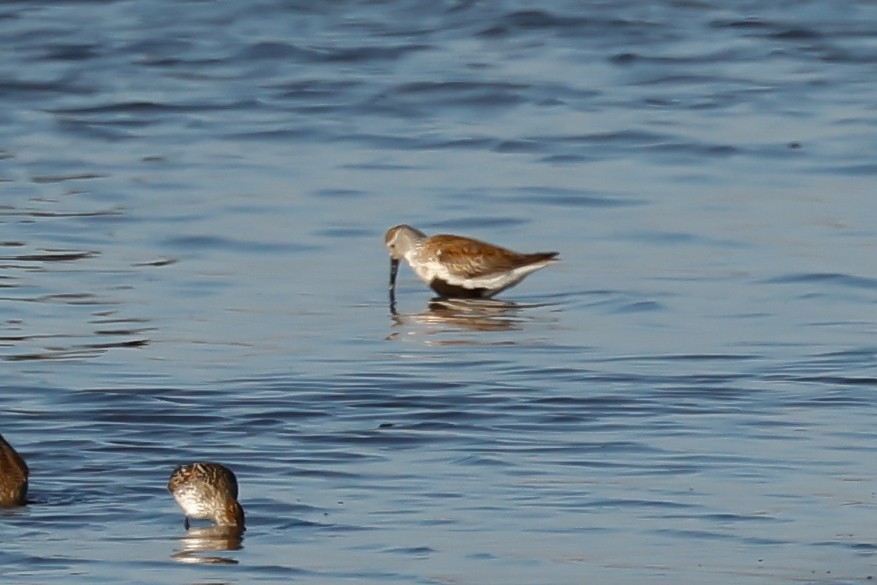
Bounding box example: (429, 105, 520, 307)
(1, 0, 877, 583)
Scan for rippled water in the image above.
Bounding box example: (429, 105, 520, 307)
(2, 0, 877, 583)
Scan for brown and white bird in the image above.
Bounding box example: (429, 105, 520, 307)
(385, 224, 559, 300)
(0, 433, 29, 507)
(168, 462, 245, 531)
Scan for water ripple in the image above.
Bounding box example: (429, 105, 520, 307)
(2, 0, 877, 583)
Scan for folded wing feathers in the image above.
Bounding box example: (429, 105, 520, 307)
(432, 249, 557, 289)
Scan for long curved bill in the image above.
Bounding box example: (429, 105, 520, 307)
(389, 258, 400, 292)
(388, 258, 400, 314)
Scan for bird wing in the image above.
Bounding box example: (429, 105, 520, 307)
(429, 235, 555, 279)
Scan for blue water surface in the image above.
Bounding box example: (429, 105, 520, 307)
(1, 1, 877, 583)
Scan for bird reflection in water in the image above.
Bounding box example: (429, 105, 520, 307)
(389, 297, 546, 342)
(171, 524, 243, 565)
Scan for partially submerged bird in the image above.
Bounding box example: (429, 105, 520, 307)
(385, 224, 559, 300)
(0, 433, 29, 507)
(168, 462, 245, 532)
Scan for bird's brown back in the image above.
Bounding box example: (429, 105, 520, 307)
(427, 234, 558, 278)
(0, 434, 29, 506)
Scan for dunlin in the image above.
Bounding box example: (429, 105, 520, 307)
(168, 462, 245, 531)
(0, 433, 29, 507)
(385, 224, 559, 300)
